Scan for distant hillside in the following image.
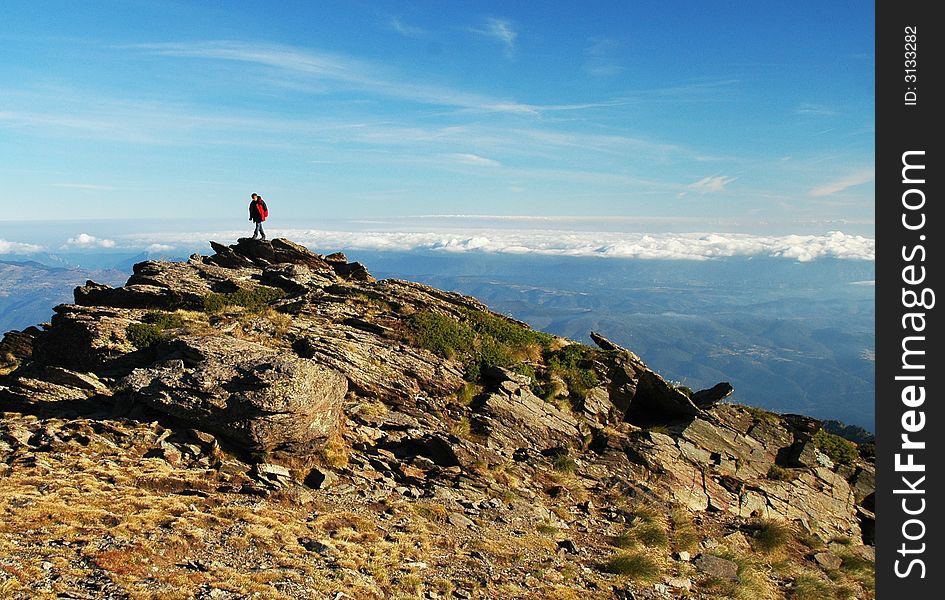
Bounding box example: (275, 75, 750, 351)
(0, 260, 127, 331)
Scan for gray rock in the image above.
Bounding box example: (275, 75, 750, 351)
(693, 554, 739, 580)
(253, 463, 292, 489)
(691, 382, 734, 408)
(447, 512, 475, 528)
(814, 551, 843, 570)
(665, 576, 692, 590)
(125, 335, 346, 457)
(475, 387, 583, 451)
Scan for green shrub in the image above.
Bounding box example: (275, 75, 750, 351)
(202, 286, 286, 313)
(408, 311, 476, 359)
(408, 309, 557, 385)
(511, 363, 537, 382)
(546, 344, 599, 401)
(477, 335, 516, 371)
(126, 311, 192, 349)
(601, 552, 660, 581)
(813, 430, 859, 466)
(461, 309, 555, 350)
(126, 323, 167, 349)
(141, 311, 186, 329)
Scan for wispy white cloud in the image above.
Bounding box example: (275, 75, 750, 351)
(62, 233, 116, 249)
(133, 41, 537, 114)
(810, 170, 873, 196)
(687, 175, 737, 193)
(447, 153, 501, 167)
(470, 18, 517, 54)
(388, 17, 426, 38)
(146, 243, 175, 253)
(136, 41, 367, 80)
(0, 239, 44, 254)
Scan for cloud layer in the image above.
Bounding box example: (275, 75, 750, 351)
(118, 228, 874, 262)
(0, 239, 44, 254)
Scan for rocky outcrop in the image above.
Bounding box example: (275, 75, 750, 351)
(32, 305, 145, 372)
(589, 332, 705, 423)
(474, 368, 586, 452)
(123, 335, 346, 457)
(1, 236, 875, 558)
(0, 328, 38, 363)
(612, 403, 869, 541)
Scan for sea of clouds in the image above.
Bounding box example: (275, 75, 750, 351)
(100, 228, 875, 262)
(1, 228, 875, 262)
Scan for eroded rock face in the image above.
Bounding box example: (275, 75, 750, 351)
(33, 305, 144, 372)
(473, 368, 585, 452)
(618, 403, 866, 542)
(124, 335, 346, 456)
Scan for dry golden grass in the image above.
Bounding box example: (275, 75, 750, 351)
(0, 409, 875, 600)
(669, 507, 701, 552)
(449, 415, 472, 439)
(0, 353, 18, 376)
(353, 399, 390, 420)
(411, 502, 448, 524)
(318, 431, 350, 469)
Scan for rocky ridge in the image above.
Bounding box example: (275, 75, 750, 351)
(0, 238, 875, 599)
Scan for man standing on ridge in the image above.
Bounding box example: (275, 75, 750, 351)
(249, 193, 268, 240)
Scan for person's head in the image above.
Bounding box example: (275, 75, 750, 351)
(251, 193, 258, 200)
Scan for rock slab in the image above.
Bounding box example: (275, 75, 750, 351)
(124, 335, 346, 456)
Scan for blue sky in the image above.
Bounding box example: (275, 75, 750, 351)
(1, 1, 874, 231)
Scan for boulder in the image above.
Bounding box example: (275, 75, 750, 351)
(32, 305, 143, 372)
(813, 551, 842, 570)
(123, 335, 346, 457)
(204, 238, 373, 282)
(693, 554, 739, 580)
(292, 331, 465, 404)
(0, 328, 39, 364)
(691, 382, 734, 408)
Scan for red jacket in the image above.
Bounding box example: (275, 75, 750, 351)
(249, 198, 269, 222)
